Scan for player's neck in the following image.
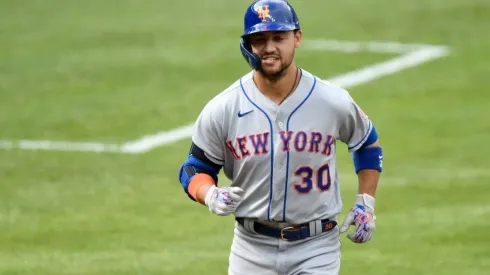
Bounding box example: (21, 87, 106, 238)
(254, 65, 300, 105)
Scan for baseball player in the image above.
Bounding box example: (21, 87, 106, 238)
(178, 0, 383, 274)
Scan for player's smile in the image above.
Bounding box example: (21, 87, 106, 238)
(261, 55, 280, 66)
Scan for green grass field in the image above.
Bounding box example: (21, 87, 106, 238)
(1, 0, 489, 274)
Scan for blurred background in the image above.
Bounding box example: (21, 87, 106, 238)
(1, 0, 489, 274)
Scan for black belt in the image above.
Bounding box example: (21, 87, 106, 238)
(236, 217, 337, 241)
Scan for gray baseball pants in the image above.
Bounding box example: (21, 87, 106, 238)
(228, 220, 341, 275)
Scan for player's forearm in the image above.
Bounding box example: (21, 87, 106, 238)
(187, 174, 215, 205)
(195, 183, 213, 205)
(357, 169, 379, 197)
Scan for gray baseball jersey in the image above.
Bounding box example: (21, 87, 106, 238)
(192, 68, 372, 225)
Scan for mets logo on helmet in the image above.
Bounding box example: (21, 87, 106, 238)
(255, 5, 273, 22)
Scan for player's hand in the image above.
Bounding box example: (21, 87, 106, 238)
(340, 193, 376, 243)
(204, 185, 244, 216)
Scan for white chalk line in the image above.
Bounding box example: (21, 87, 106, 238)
(120, 124, 194, 154)
(0, 40, 450, 154)
(302, 39, 442, 54)
(0, 140, 121, 153)
(326, 45, 449, 88)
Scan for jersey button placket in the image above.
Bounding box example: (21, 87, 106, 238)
(278, 118, 286, 167)
(276, 120, 286, 167)
(270, 121, 287, 221)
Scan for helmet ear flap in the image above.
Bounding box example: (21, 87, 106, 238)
(240, 37, 261, 71)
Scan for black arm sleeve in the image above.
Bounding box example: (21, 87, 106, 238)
(189, 142, 222, 173)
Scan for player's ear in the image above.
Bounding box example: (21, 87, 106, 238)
(294, 29, 302, 48)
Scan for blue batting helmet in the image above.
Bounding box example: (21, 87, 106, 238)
(240, 0, 301, 70)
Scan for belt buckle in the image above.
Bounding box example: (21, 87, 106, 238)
(280, 226, 295, 241)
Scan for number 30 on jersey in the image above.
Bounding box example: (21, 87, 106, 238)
(293, 163, 331, 194)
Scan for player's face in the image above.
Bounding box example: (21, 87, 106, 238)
(249, 30, 302, 81)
